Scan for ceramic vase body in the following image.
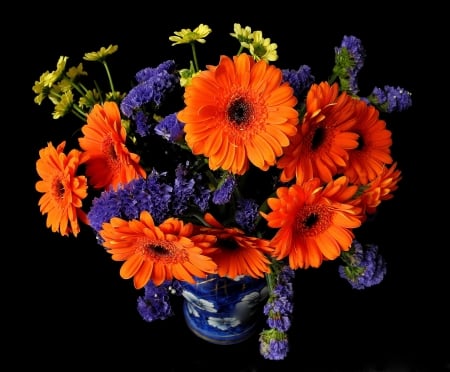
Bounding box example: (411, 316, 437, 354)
(180, 274, 268, 345)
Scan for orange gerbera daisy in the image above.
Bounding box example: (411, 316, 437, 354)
(340, 99, 393, 185)
(359, 162, 402, 216)
(194, 213, 274, 279)
(277, 82, 359, 184)
(260, 176, 363, 269)
(35, 141, 88, 237)
(99, 211, 218, 289)
(177, 53, 298, 175)
(78, 101, 146, 191)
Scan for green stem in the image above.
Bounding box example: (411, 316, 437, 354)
(72, 81, 89, 96)
(72, 105, 88, 121)
(102, 61, 115, 93)
(190, 43, 199, 72)
(328, 72, 338, 85)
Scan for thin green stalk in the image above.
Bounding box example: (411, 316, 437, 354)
(102, 61, 115, 93)
(190, 43, 199, 72)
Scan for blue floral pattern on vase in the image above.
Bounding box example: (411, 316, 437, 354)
(180, 274, 269, 345)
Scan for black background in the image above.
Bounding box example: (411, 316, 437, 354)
(23, 6, 448, 372)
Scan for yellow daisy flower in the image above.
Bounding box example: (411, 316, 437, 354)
(169, 23, 212, 45)
(248, 31, 278, 62)
(83, 44, 118, 62)
(229, 23, 253, 48)
(32, 56, 68, 104)
(53, 91, 74, 119)
(66, 63, 87, 80)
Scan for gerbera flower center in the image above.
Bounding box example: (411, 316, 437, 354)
(104, 135, 119, 161)
(356, 133, 364, 150)
(311, 126, 326, 150)
(296, 204, 331, 237)
(142, 239, 186, 263)
(216, 237, 239, 251)
(227, 96, 254, 128)
(52, 177, 65, 200)
(149, 243, 171, 255)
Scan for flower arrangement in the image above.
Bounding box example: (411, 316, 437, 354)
(33, 23, 412, 360)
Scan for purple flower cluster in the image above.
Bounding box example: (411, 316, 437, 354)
(334, 35, 366, 95)
(235, 198, 259, 234)
(282, 65, 315, 100)
(154, 112, 185, 142)
(120, 60, 180, 137)
(259, 263, 295, 360)
(137, 280, 183, 322)
(172, 162, 211, 215)
(366, 85, 413, 113)
(338, 240, 387, 290)
(87, 170, 172, 231)
(87, 166, 211, 234)
(212, 173, 236, 205)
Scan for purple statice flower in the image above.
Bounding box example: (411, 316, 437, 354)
(259, 331, 290, 360)
(133, 110, 151, 137)
(339, 35, 365, 71)
(334, 35, 366, 94)
(86, 189, 123, 233)
(235, 198, 259, 233)
(172, 162, 211, 216)
(282, 65, 315, 100)
(87, 170, 173, 232)
(259, 263, 295, 360)
(263, 264, 295, 331)
(212, 173, 236, 205)
(366, 85, 413, 113)
(264, 309, 291, 332)
(338, 240, 387, 290)
(154, 113, 185, 143)
(120, 60, 179, 136)
(135, 60, 176, 84)
(137, 280, 182, 322)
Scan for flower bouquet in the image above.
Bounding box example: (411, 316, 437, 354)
(33, 23, 412, 360)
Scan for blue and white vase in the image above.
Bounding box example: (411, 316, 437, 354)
(180, 274, 269, 345)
